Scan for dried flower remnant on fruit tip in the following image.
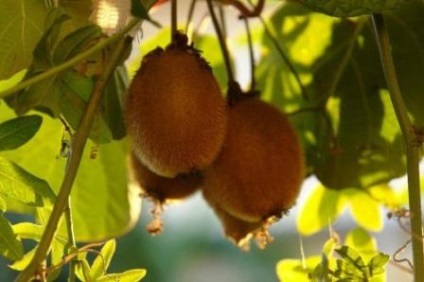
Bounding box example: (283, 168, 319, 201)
(237, 216, 279, 251)
(146, 200, 165, 235)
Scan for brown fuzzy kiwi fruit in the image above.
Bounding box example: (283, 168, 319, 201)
(130, 152, 202, 202)
(211, 204, 275, 250)
(129, 152, 202, 234)
(125, 32, 228, 178)
(202, 96, 304, 224)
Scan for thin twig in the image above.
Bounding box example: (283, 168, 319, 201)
(393, 239, 414, 271)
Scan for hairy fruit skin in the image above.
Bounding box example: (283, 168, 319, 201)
(129, 152, 202, 202)
(211, 204, 263, 247)
(125, 41, 228, 178)
(203, 98, 304, 223)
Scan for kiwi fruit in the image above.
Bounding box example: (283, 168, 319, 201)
(129, 151, 202, 234)
(211, 204, 276, 250)
(129, 152, 202, 202)
(202, 96, 304, 225)
(125, 32, 228, 178)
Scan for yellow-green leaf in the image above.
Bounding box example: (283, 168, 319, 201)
(95, 269, 147, 282)
(0, 0, 48, 79)
(8, 246, 36, 271)
(297, 185, 348, 235)
(0, 156, 56, 207)
(0, 115, 42, 151)
(0, 213, 24, 261)
(276, 256, 321, 282)
(90, 240, 116, 280)
(347, 189, 383, 232)
(344, 228, 378, 263)
(75, 258, 92, 282)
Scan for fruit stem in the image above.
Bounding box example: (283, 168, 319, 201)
(218, 5, 228, 41)
(171, 0, 177, 43)
(205, 0, 235, 84)
(243, 17, 256, 92)
(184, 0, 198, 34)
(15, 29, 134, 282)
(371, 13, 423, 282)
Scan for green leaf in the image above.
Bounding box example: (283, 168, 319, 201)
(336, 246, 366, 270)
(75, 258, 92, 282)
(131, 0, 160, 27)
(276, 256, 321, 282)
(32, 9, 70, 71)
(368, 184, 402, 210)
(47, 240, 65, 282)
(384, 1, 424, 125)
(97, 66, 128, 141)
(8, 246, 36, 271)
(0, 156, 56, 207)
(257, 3, 408, 189)
(90, 240, 117, 280)
(299, 0, 412, 17)
(0, 104, 140, 240)
(53, 24, 102, 64)
(0, 213, 24, 260)
(59, 0, 93, 29)
(131, 0, 150, 19)
(12, 222, 43, 240)
(346, 189, 383, 232)
(369, 253, 390, 269)
(0, 0, 48, 79)
(12, 222, 67, 245)
(344, 228, 378, 262)
(322, 237, 337, 257)
(0, 70, 26, 92)
(96, 269, 147, 282)
(0, 115, 42, 151)
(59, 70, 113, 143)
(6, 13, 118, 143)
(334, 258, 363, 279)
(297, 184, 348, 235)
(0, 196, 6, 212)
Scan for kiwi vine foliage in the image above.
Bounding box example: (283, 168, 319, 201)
(0, 0, 422, 281)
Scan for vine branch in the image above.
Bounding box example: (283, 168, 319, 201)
(16, 21, 138, 282)
(371, 13, 423, 282)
